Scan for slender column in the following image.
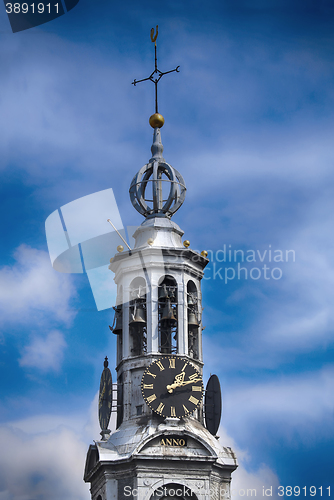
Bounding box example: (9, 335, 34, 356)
(146, 269, 153, 353)
(122, 287, 130, 359)
(150, 273, 159, 353)
(177, 278, 186, 355)
(198, 288, 203, 362)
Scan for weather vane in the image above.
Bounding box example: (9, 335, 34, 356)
(132, 26, 180, 119)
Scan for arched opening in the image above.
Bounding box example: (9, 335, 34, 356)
(150, 483, 198, 500)
(158, 275, 178, 354)
(187, 280, 199, 359)
(129, 277, 147, 356)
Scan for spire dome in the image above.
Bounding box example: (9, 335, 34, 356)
(129, 126, 186, 219)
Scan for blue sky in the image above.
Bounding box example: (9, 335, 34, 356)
(0, 0, 334, 498)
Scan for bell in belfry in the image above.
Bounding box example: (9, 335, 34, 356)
(130, 304, 146, 325)
(187, 292, 196, 306)
(112, 307, 123, 335)
(188, 310, 199, 327)
(161, 298, 177, 325)
(158, 283, 169, 300)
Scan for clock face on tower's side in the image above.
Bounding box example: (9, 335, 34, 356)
(98, 367, 112, 431)
(141, 357, 203, 418)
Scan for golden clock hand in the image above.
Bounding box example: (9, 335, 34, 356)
(167, 376, 201, 393)
(180, 378, 201, 386)
(166, 371, 185, 393)
(175, 372, 185, 384)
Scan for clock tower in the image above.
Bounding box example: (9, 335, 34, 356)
(84, 29, 237, 500)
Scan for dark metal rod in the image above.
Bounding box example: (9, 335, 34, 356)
(160, 67, 180, 77)
(132, 30, 179, 115)
(155, 82, 158, 113)
(155, 43, 158, 112)
(155, 43, 157, 71)
(132, 76, 151, 85)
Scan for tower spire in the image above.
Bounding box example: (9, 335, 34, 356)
(85, 28, 237, 500)
(131, 25, 180, 126)
(130, 26, 185, 219)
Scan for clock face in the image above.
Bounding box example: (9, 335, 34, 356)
(141, 357, 203, 418)
(98, 367, 112, 430)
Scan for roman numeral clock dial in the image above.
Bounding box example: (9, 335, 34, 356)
(141, 357, 203, 418)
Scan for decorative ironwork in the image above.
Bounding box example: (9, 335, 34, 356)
(131, 25, 180, 114)
(129, 155, 186, 218)
(129, 126, 186, 219)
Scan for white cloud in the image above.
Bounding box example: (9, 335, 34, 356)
(19, 330, 67, 372)
(223, 366, 334, 443)
(82, 391, 116, 441)
(0, 245, 76, 326)
(199, 181, 334, 371)
(217, 427, 280, 500)
(0, 33, 136, 184)
(1, 397, 102, 500)
(8, 391, 115, 444)
(0, 425, 89, 500)
(253, 212, 334, 355)
(231, 464, 279, 500)
(8, 413, 86, 435)
(261, 210, 334, 349)
(2, 400, 278, 500)
(0, 393, 117, 500)
(182, 132, 334, 201)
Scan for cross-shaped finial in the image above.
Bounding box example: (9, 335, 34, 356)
(132, 26, 180, 115)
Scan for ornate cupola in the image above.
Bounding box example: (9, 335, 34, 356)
(109, 117, 208, 428)
(84, 26, 237, 500)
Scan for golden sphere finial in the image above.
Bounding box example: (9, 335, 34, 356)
(183, 240, 190, 248)
(117, 245, 124, 253)
(201, 250, 208, 258)
(149, 113, 165, 128)
(147, 238, 154, 246)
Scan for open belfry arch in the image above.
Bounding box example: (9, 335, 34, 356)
(84, 27, 237, 500)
